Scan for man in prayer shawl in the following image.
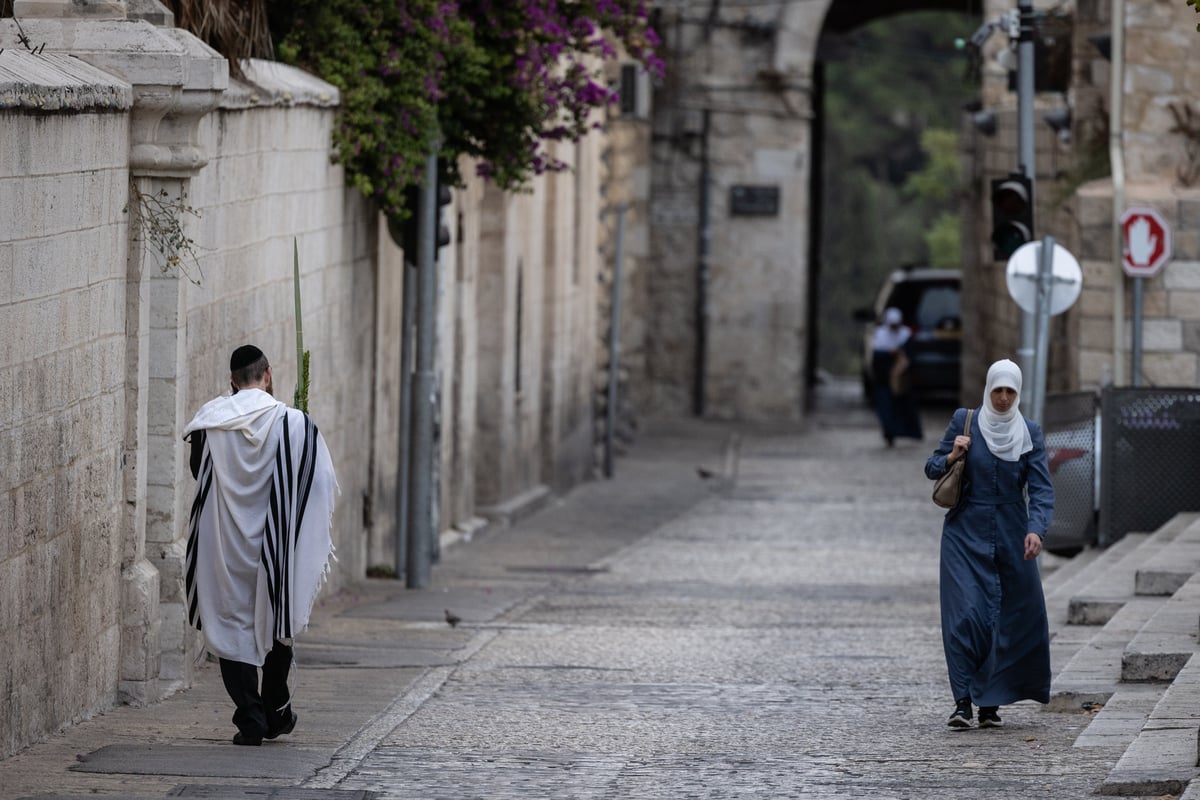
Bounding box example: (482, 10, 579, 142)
(183, 345, 337, 746)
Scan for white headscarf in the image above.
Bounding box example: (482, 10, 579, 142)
(978, 359, 1033, 462)
(872, 307, 910, 351)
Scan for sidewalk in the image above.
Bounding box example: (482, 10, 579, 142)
(2, 418, 740, 800)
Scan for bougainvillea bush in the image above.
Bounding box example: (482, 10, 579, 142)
(273, 0, 663, 221)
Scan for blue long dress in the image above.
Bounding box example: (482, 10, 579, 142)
(925, 407, 1054, 707)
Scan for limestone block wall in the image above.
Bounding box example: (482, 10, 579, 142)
(439, 168, 482, 535)
(474, 182, 549, 509)
(598, 106, 653, 432)
(649, 1, 815, 421)
(368, 221, 405, 569)
(539, 139, 600, 491)
(0, 53, 133, 756)
(1122, 0, 1200, 185)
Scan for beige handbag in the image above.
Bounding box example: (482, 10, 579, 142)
(932, 409, 974, 509)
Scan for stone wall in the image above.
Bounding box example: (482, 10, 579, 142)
(0, 11, 637, 759)
(648, 1, 817, 421)
(474, 182, 549, 511)
(0, 50, 133, 756)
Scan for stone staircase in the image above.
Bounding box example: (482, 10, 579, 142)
(1042, 512, 1200, 796)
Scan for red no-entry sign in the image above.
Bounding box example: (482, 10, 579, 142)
(1120, 207, 1172, 277)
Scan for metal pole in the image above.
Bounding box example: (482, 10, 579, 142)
(394, 257, 415, 579)
(1110, 0, 1127, 385)
(406, 143, 438, 589)
(694, 108, 711, 417)
(1031, 236, 1055, 424)
(604, 205, 627, 479)
(1016, 0, 1038, 384)
(1131, 276, 1143, 386)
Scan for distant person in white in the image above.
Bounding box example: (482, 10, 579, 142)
(183, 345, 337, 746)
(871, 307, 923, 446)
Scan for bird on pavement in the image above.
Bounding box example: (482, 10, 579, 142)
(444, 609, 462, 628)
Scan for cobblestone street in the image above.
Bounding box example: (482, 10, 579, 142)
(2, 383, 1126, 799)
(319, 384, 1118, 798)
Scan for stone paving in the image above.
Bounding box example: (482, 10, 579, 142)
(325, 393, 1121, 799)
(1, 382, 1139, 799)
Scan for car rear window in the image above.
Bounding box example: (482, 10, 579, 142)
(886, 280, 960, 331)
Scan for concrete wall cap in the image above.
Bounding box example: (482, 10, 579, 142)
(222, 58, 339, 110)
(0, 18, 227, 92)
(0, 49, 132, 111)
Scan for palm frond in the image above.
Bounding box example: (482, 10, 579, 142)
(166, 0, 273, 79)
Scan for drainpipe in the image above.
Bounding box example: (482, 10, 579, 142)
(694, 108, 711, 417)
(1110, 0, 1126, 385)
(696, 108, 710, 417)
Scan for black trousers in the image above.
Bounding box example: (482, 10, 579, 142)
(219, 640, 293, 738)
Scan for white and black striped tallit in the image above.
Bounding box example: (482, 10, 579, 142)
(183, 389, 337, 666)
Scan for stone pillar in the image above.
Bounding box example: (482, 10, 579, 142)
(120, 39, 226, 699)
(5, 9, 228, 702)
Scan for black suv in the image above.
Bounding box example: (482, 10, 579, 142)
(854, 267, 962, 402)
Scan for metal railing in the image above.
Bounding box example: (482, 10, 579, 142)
(1041, 388, 1200, 551)
(1098, 387, 1200, 546)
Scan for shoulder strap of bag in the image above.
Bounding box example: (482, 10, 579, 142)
(965, 407, 974, 432)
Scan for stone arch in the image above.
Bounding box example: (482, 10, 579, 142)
(822, 0, 982, 33)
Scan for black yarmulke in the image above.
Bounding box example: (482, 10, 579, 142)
(230, 345, 265, 372)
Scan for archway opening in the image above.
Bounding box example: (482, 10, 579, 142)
(810, 7, 979, 410)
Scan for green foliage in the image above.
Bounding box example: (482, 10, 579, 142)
(925, 211, 962, 269)
(903, 128, 962, 204)
(273, 1, 661, 223)
(818, 11, 975, 377)
(905, 128, 963, 269)
(1189, 0, 1200, 31)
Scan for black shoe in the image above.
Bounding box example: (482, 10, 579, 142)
(266, 710, 297, 740)
(978, 707, 1002, 728)
(947, 699, 972, 729)
(232, 731, 262, 746)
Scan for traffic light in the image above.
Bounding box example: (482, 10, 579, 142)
(398, 184, 421, 265)
(434, 179, 451, 251)
(394, 178, 452, 263)
(990, 173, 1033, 261)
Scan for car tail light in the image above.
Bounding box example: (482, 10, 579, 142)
(1047, 447, 1087, 474)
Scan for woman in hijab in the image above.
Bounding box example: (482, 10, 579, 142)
(871, 307, 923, 446)
(924, 359, 1054, 729)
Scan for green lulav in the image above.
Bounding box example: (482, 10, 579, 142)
(292, 238, 311, 413)
(295, 350, 311, 414)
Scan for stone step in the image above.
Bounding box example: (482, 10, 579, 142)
(1098, 652, 1200, 796)
(1121, 572, 1200, 683)
(1048, 597, 1166, 712)
(1044, 535, 1144, 623)
(1067, 516, 1197, 626)
(1041, 545, 1102, 596)
(1135, 513, 1200, 596)
(1072, 683, 1165, 749)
